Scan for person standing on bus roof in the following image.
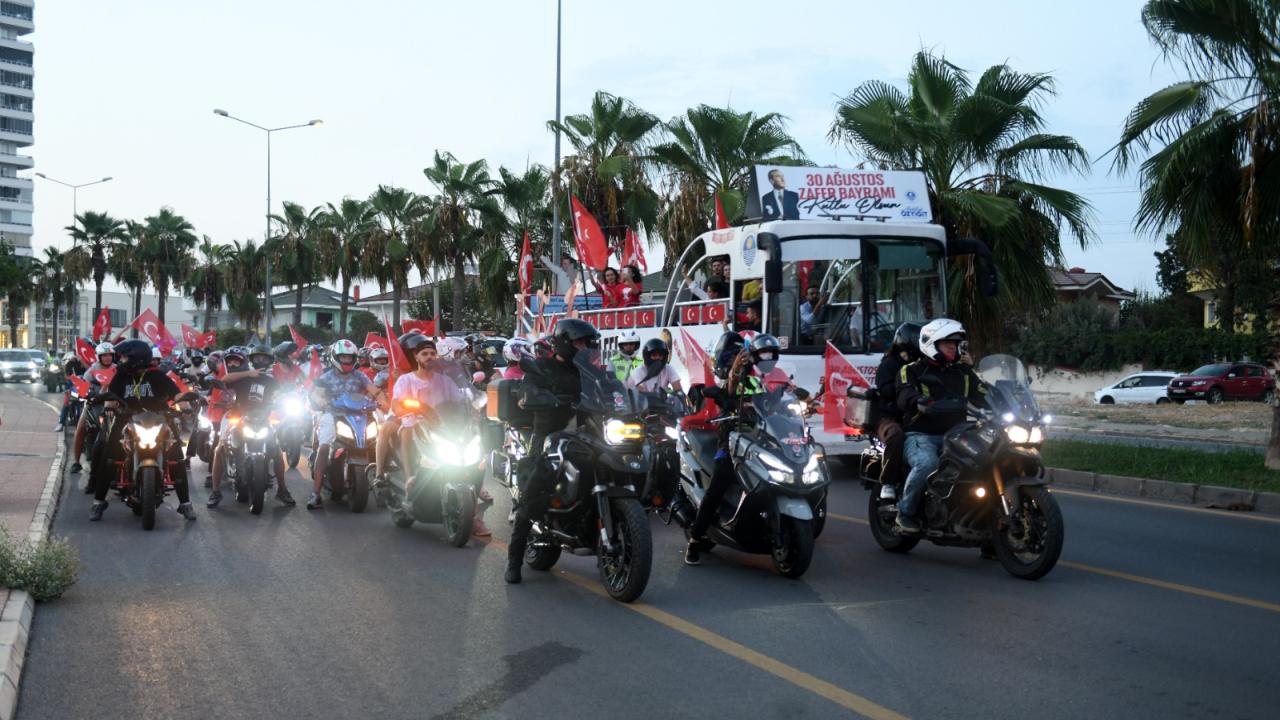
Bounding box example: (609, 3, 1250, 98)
(619, 265, 644, 307)
(596, 267, 624, 309)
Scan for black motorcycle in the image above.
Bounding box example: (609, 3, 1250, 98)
(275, 388, 310, 469)
(387, 361, 487, 546)
(856, 354, 1064, 580)
(639, 390, 686, 512)
(493, 349, 654, 603)
(92, 391, 199, 530)
(673, 382, 831, 578)
(224, 397, 279, 515)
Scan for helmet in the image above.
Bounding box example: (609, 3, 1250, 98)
(642, 338, 669, 371)
(273, 341, 298, 364)
(532, 336, 554, 360)
(330, 339, 359, 373)
(551, 318, 600, 361)
(357, 347, 372, 366)
(747, 334, 781, 375)
(890, 322, 923, 360)
(712, 331, 745, 380)
(186, 348, 206, 367)
(224, 346, 247, 370)
(206, 350, 224, 370)
(437, 337, 467, 360)
(370, 347, 389, 368)
(398, 332, 436, 368)
(617, 329, 641, 357)
(150, 346, 163, 364)
(247, 343, 274, 370)
(918, 318, 966, 362)
(94, 341, 115, 358)
(114, 339, 152, 374)
(503, 337, 531, 364)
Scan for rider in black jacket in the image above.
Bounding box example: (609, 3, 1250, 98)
(505, 318, 598, 585)
(871, 323, 921, 494)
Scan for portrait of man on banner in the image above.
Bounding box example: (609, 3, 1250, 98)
(760, 168, 800, 220)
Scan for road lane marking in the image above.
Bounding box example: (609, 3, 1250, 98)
(482, 537, 908, 719)
(1058, 561, 1280, 614)
(829, 512, 868, 525)
(1053, 488, 1280, 525)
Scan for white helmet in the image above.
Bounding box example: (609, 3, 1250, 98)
(330, 339, 359, 373)
(617, 329, 641, 357)
(151, 346, 163, 360)
(918, 318, 966, 362)
(503, 337, 531, 364)
(437, 337, 467, 360)
(370, 347, 390, 367)
(95, 341, 114, 357)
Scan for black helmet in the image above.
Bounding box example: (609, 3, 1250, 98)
(552, 318, 600, 361)
(712, 331, 745, 380)
(273, 341, 298, 364)
(113, 339, 152, 375)
(748, 334, 781, 374)
(890, 322, 923, 360)
(398, 332, 435, 368)
(642, 338, 670, 371)
(224, 346, 247, 370)
(247, 343, 274, 370)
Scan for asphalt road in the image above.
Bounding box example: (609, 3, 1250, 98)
(8, 382, 1280, 720)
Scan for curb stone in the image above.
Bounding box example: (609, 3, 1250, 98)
(1048, 466, 1277, 515)
(0, 412, 66, 720)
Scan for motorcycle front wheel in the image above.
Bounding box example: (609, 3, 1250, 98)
(248, 457, 267, 515)
(993, 486, 1064, 581)
(346, 463, 369, 513)
(771, 517, 815, 579)
(442, 488, 475, 547)
(599, 498, 652, 603)
(139, 467, 159, 531)
(286, 443, 300, 469)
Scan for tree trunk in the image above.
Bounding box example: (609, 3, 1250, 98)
(1218, 281, 1237, 334)
(339, 275, 351, 336)
(51, 297, 60, 353)
(157, 283, 167, 326)
(131, 288, 142, 339)
(7, 301, 18, 348)
(204, 300, 213, 331)
(453, 255, 466, 331)
(92, 248, 105, 319)
(294, 284, 304, 326)
(392, 283, 402, 330)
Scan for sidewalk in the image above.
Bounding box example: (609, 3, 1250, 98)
(0, 389, 61, 537)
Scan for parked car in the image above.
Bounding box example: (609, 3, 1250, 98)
(1093, 371, 1178, 405)
(0, 350, 40, 383)
(1167, 362, 1276, 404)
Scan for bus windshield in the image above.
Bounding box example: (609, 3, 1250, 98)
(768, 238, 945, 354)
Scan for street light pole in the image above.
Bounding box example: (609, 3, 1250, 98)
(213, 109, 321, 342)
(551, 0, 563, 268)
(33, 173, 113, 241)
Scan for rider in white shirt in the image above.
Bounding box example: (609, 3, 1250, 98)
(627, 339, 683, 394)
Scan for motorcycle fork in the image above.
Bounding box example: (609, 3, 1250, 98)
(595, 491, 617, 553)
(992, 464, 1011, 517)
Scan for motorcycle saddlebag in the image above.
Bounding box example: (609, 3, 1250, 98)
(487, 379, 533, 428)
(844, 385, 876, 433)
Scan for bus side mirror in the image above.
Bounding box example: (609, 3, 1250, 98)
(948, 238, 998, 298)
(759, 233, 782, 293)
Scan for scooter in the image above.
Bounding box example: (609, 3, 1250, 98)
(322, 393, 378, 512)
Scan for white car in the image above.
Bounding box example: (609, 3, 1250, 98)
(1093, 371, 1178, 405)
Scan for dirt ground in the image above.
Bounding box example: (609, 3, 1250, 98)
(1041, 398, 1272, 448)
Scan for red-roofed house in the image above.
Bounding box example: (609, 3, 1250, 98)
(1050, 267, 1136, 321)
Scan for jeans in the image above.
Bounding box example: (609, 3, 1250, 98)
(900, 433, 944, 517)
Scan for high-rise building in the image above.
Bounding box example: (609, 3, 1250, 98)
(0, 0, 32, 257)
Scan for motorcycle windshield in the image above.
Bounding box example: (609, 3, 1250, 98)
(976, 354, 1040, 423)
(574, 349, 646, 417)
(750, 386, 810, 459)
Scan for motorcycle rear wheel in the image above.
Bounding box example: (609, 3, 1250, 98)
(993, 486, 1063, 581)
(867, 487, 920, 554)
(443, 489, 475, 547)
(139, 468, 159, 531)
(771, 517, 814, 579)
(599, 498, 653, 603)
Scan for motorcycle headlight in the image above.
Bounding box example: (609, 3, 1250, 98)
(284, 397, 305, 417)
(365, 423, 378, 440)
(132, 423, 163, 449)
(198, 414, 212, 430)
(336, 422, 355, 440)
(1004, 425, 1043, 446)
(802, 454, 822, 485)
(462, 436, 482, 466)
(664, 425, 679, 441)
(604, 418, 644, 445)
(758, 451, 795, 484)
(241, 424, 270, 440)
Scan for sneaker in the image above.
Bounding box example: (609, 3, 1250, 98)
(306, 492, 323, 509)
(70, 462, 82, 474)
(684, 541, 702, 566)
(895, 514, 922, 534)
(206, 490, 223, 508)
(89, 500, 107, 521)
(504, 561, 522, 584)
(472, 515, 492, 537)
(53, 423, 64, 432)
(177, 503, 197, 521)
(277, 487, 296, 506)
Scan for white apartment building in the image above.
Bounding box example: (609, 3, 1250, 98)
(0, 0, 32, 256)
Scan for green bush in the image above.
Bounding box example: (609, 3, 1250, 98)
(270, 324, 335, 347)
(217, 327, 250, 347)
(0, 531, 81, 602)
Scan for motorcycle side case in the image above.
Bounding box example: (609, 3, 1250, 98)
(487, 379, 532, 428)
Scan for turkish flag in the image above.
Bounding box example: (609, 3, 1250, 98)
(89, 367, 115, 386)
(383, 317, 411, 385)
(201, 329, 217, 349)
(714, 193, 729, 230)
(797, 261, 815, 296)
(679, 328, 713, 387)
(167, 371, 190, 394)
(705, 302, 727, 323)
(823, 341, 870, 434)
(74, 337, 97, 367)
(569, 195, 608, 271)
(621, 228, 648, 274)
(180, 324, 202, 349)
(401, 319, 435, 336)
(92, 307, 111, 343)
(306, 347, 322, 387)
(69, 375, 90, 397)
(364, 333, 387, 350)
(636, 308, 656, 327)
(131, 309, 176, 355)
(519, 230, 535, 294)
(289, 324, 309, 350)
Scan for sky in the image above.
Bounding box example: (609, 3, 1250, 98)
(31, 0, 1182, 296)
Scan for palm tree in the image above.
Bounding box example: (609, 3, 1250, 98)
(548, 91, 662, 260)
(140, 207, 197, 325)
(422, 151, 506, 329)
(226, 239, 266, 331)
(64, 210, 126, 316)
(186, 236, 232, 330)
(365, 185, 423, 328)
(38, 247, 89, 352)
(270, 201, 323, 326)
(318, 198, 374, 335)
(652, 105, 808, 267)
(830, 51, 1095, 346)
(492, 164, 552, 311)
(111, 221, 148, 338)
(1110, 0, 1280, 464)
(3, 252, 39, 348)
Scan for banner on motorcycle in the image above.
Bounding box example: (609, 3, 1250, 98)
(89, 367, 115, 386)
(180, 324, 203, 350)
(823, 341, 870, 435)
(130, 308, 177, 355)
(74, 336, 97, 367)
(92, 306, 111, 343)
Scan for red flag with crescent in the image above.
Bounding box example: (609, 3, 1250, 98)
(92, 307, 111, 343)
(519, 230, 535, 294)
(69, 375, 90, 397)
(89, 367, 115, 386)
(363, 333, 387, 350)
(714, 193, 729, 230)
(74, 337, 97, 367)
(621, 228, 648, 274)
(131, 309, 176, 354)
(824, 341, 870, 434)
(201, 329, 217, 349)
(289, 324, 309, 349)
(180, 324, 202, 349)
(401, 319, 435, 336)
(570, 195, 608, 271)
(679, 328, 713, 387)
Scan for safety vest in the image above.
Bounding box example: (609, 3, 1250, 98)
(609, 354, 642, 383)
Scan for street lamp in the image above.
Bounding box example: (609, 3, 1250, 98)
(34, 173, 113, 236)
(213, 108, 322, 341)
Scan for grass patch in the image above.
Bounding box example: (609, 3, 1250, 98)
(1042, 439, 1280, 494)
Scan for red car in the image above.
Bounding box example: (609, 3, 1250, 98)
(1167, 362, 1275, 404)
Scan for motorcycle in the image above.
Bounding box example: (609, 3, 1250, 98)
(856, 354, 1064, 580)
(492, 349, 654, 603)
(322, 393, 378, 512)
(386, 361, 488, 545)
(276, 388, 311, 469)
(672, 381, 831, 578)
(223, 390, 281, 515)
(639, 390, 686, 512)
(43, 363, 63, 393)
(92, 390, 200, 530)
